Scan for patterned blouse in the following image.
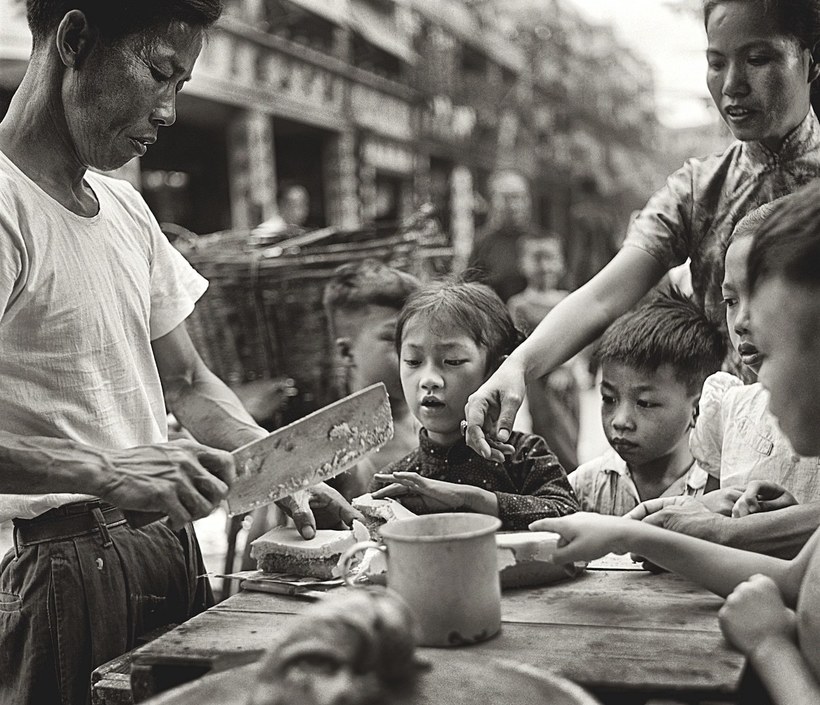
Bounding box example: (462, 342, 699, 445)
(371, 429, 579, 530)
(690, 372, 820, 504)
(623, 110, 820, 326)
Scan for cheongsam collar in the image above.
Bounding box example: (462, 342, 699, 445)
(742, 109, 820, 166)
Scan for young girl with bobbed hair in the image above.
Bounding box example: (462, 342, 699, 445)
(370, 280, 579, 530)
(466, 0, 820, 460)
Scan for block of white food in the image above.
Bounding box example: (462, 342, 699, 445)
(496, 531, 584, 588)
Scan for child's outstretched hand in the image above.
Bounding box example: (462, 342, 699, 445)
(372, 472, 494, 515)
(732, 481, 798, 518)
(528, 513, 633, 564)
(718, 574, 796, 656)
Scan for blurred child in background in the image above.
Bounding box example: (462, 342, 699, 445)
(323, 259, 422, 499)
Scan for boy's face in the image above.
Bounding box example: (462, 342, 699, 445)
(723, 237, 762, 374)
(600, 361, 698, 467)
(752, 277, 820, 456)
(334, 305, 403, 401)
(519, 239, 565, 290)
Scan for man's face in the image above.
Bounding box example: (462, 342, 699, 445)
(751, 277, 820, 456)
(281, 187, 310, 227)
(490, 173, 531, 228)
(335, 306, 403, 401)
(63, 20, 203, 171)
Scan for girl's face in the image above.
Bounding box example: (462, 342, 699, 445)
(722, 236, 762, 374)
(706, 1, 814, 151)
(399, 315, 489, 446)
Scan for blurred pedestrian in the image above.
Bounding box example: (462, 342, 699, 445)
(508, 234, 581, 471)
(469, 169, 540, 302)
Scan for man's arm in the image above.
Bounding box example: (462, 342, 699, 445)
(152, 323, 360, 538)
(630, 498, 820, 559)
(152, 324, 268, 451)
(0, 431, 233, 528)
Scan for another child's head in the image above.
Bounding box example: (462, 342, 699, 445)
(722, 201, 781, 376)
(747, 181, 820, 456)
(703, 0, 820, 149)
(518, 233, 565, 291)
(595, 288, 726, 467)
(395, 280, 522, 445)
(323, 260, 420, 401)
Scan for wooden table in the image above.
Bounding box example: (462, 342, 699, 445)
(130, 565, 746, 704)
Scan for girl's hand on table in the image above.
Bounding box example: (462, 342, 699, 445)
(718, 574, 796, 657)
(372, 472, 494, 515)
(529, 512, 632, 563)
(732, 481, 798, 518)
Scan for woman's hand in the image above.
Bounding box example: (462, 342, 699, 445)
(718, 574, 796, 657)
(372, 472, 497, 515)
(732, 481, 798, 518)
(463, 357, 526, 462)
(529, 513, 634, 563)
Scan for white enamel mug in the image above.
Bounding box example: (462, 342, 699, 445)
(340, 513, 502, 647)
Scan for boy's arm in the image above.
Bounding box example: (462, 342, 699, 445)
(719, 574, 820, 705)
(531, 513, 805, 602)
(752, 639, 820, 705)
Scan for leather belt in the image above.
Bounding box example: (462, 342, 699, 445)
(13, 500, 127, 549)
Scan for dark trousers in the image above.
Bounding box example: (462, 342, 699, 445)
(0, 502, 212, 705)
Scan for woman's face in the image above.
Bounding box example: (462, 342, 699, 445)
(705, 0, 814, 151)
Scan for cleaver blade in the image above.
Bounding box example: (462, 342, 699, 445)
(227, 382, 393, 516)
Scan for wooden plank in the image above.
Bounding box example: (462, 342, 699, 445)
(131, 609, 744, 697)
(501, 571, 726, 631)
(216, 571, 725, 632)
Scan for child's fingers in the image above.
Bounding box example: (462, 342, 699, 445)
(528, 517, 564, 532)
(371, 482, 410, 499)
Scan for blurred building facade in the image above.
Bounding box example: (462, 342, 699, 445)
(0, 0, 672, 259)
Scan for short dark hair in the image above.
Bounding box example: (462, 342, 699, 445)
(26, 0, 223, 44)
(323, 259, 420, 317)
(747, 181, 820, 294)
(395, 279, 524, 371)
(596, 288, 726, 395)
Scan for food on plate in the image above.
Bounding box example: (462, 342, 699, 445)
(250, 521, 369, 579)
(351, 493, 417, 538)
(496, 531, 584, 589)
(247, 587, 424, 705)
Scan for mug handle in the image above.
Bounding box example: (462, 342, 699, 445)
(339, 540, 386, 587)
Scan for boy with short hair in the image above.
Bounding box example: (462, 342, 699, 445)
(569, 288, 724, 514)
(533, 182, 820, 704)
(507, 234, 581, 472)
(323, 259, 421, 499)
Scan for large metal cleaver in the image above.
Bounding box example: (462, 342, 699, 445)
(226, 382, 393, 516)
